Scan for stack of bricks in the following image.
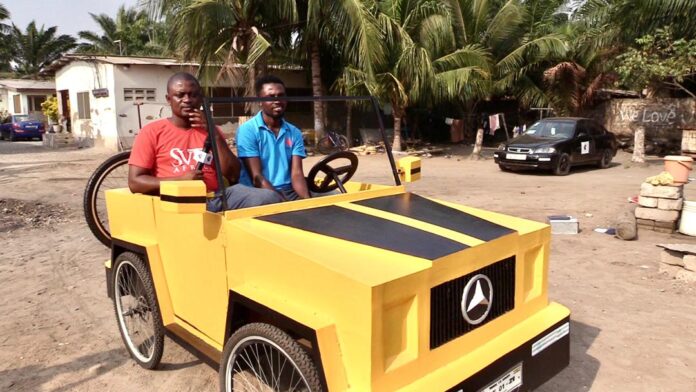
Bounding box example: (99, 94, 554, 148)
(635, 182, 683, 233)
(659, 245, 696, 282)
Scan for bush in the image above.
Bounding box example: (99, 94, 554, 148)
(41, 96, 59, 123)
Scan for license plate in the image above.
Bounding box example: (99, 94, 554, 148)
(506, 153, 526, 160)
(26, 126, 37, 129)
(479, 363, 523, 392)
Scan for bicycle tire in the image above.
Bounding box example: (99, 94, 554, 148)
(83, 151, 131, 247)
(316, 136, 337, 155)
(336, 134, 349, 151)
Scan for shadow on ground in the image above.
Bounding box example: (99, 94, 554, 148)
(538, 319, 602, 391)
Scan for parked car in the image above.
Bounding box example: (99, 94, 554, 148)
(493, 117, 618, 175)
(104, 96, 570, 391)
(0, 114, 45, 141)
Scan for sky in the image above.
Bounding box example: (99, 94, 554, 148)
(4, 0, 140, 38)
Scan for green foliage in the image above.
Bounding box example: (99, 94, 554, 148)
(10, 21, 76, 77)
(41, 96, 59, 123)
(616, 28, 696, 97)
(76, 6, 169, 56)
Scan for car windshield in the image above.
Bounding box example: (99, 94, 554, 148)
(524, 121, 575, 138)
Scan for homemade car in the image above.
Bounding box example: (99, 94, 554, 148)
(104, 96, 570, 391)
(494, 117, 617, 175)
(0, 114, 45, 141)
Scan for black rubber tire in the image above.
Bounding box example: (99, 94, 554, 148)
(553, 153, 571, 176)
(83, 151, 131, 247)
(598, 149, 613, 169)
(316, 136, 337, 155)
(112, 251, 164, 369)
(335, 134, 349, 151)
(219, 323, 323, 392)
(8, 132, 15, 141)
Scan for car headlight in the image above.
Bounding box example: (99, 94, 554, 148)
(534, 147, 555, 154)
(497, 144, 506, 151)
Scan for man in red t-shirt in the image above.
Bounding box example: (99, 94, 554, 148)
(128, 72, 282, 211)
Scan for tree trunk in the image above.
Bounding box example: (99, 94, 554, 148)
(310, 41, 325, 145)
(632, 124, 645, 163)
(345, 102, 352, 147)
(471, 127, 484, 160)
(392, 113, 403, 152)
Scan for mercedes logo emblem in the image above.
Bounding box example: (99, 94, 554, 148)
(460, 274, 493, 325)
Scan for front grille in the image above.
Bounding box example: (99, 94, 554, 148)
(507, 147, 532, 153)
(430, 257, 516, 349)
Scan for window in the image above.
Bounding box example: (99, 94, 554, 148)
(12, 94, 21, 113)
(28, 95, 47, 112)
(211, 87, 233, 117)
(77, 92, 91, 119)
(124, 88, 156, 102)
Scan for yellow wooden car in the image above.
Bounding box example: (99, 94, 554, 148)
(104, 96, 569, 392)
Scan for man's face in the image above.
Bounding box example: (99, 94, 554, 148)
(259, 83, 287, 119)
(166, 78, 202, 120)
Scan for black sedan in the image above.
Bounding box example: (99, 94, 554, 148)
(493, 117, 617, 175)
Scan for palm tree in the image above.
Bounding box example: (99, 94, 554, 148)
(77, 5, 164, 56)
(146, 0, 298, 91)
(0, 2, 12, 71)
(295, 0, 384, 143)
(10, 21, 76, 78)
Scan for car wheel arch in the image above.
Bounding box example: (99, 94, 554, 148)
(225, 291, 329, 390)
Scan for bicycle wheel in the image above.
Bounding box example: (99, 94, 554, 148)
(84, 151, 131, 247)
(112, 251, 164, 369)
(336, 134, 349, 151)
(315, 136, 336, 155)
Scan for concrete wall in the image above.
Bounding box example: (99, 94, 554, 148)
(56, 61, 117, 148)
(592, 98, 696, 143)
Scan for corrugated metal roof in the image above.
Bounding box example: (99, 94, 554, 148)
(0, 79, 55, 91)
(41, 54, 303, 75)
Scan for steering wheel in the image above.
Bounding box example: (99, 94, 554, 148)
(307, 151, 359, 194)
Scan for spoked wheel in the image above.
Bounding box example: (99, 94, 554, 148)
(220, 323, 323, 392)
(112, 251, 164, 369)
(316, 134, 349, 155)
(84, 151, 130, 247)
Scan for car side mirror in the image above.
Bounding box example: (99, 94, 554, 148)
(578, 132, 588, 138)
(398, 156, 421, 183)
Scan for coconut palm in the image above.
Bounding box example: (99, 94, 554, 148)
(10, 21, 76, 77)
(340, 0, 491, 151)
(294, 0, 383, 142)
(77, 5, 165, 56)
(145, 0, 297, 91)
(0, 3, 11, 71)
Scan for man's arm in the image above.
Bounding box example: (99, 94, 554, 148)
(290, 155, 310, 199)
(128, 165, 202, 195)
(189, 109, 240, 184)
(242, 156, 277, 192)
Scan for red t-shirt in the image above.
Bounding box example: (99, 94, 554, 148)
(129, 119, 221, 192)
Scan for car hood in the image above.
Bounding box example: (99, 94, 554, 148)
(238, 192, 544, 286)
(507, 134, 567, 149)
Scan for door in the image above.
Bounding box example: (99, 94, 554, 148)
(572, 120, 595, 163)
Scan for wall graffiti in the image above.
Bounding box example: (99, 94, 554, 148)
(597, 98, 696, 138)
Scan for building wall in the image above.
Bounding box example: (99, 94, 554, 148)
(590, 98, 696, 144)
(56, 61, 118, 148)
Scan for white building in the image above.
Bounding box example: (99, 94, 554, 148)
(0, 79, 56, 119)
(43, 54, 310, 151)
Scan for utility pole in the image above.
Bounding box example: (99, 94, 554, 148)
(113, 39, 123, 56)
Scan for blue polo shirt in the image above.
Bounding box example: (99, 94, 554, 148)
(236, 111, 306, 190)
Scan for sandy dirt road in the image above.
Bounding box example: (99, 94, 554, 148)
(1, 139, 696, 392)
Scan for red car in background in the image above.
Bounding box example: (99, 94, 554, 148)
(0, 114, 45, 141)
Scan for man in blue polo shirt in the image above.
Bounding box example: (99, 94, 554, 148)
(236, 75, 310, 201)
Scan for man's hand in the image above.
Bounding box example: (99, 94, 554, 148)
(179, 170, 203, 181)
(188, 108, 207, 129)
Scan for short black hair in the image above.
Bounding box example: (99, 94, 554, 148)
(167, 72, 200, 92)
(254, 74, 285, 94)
